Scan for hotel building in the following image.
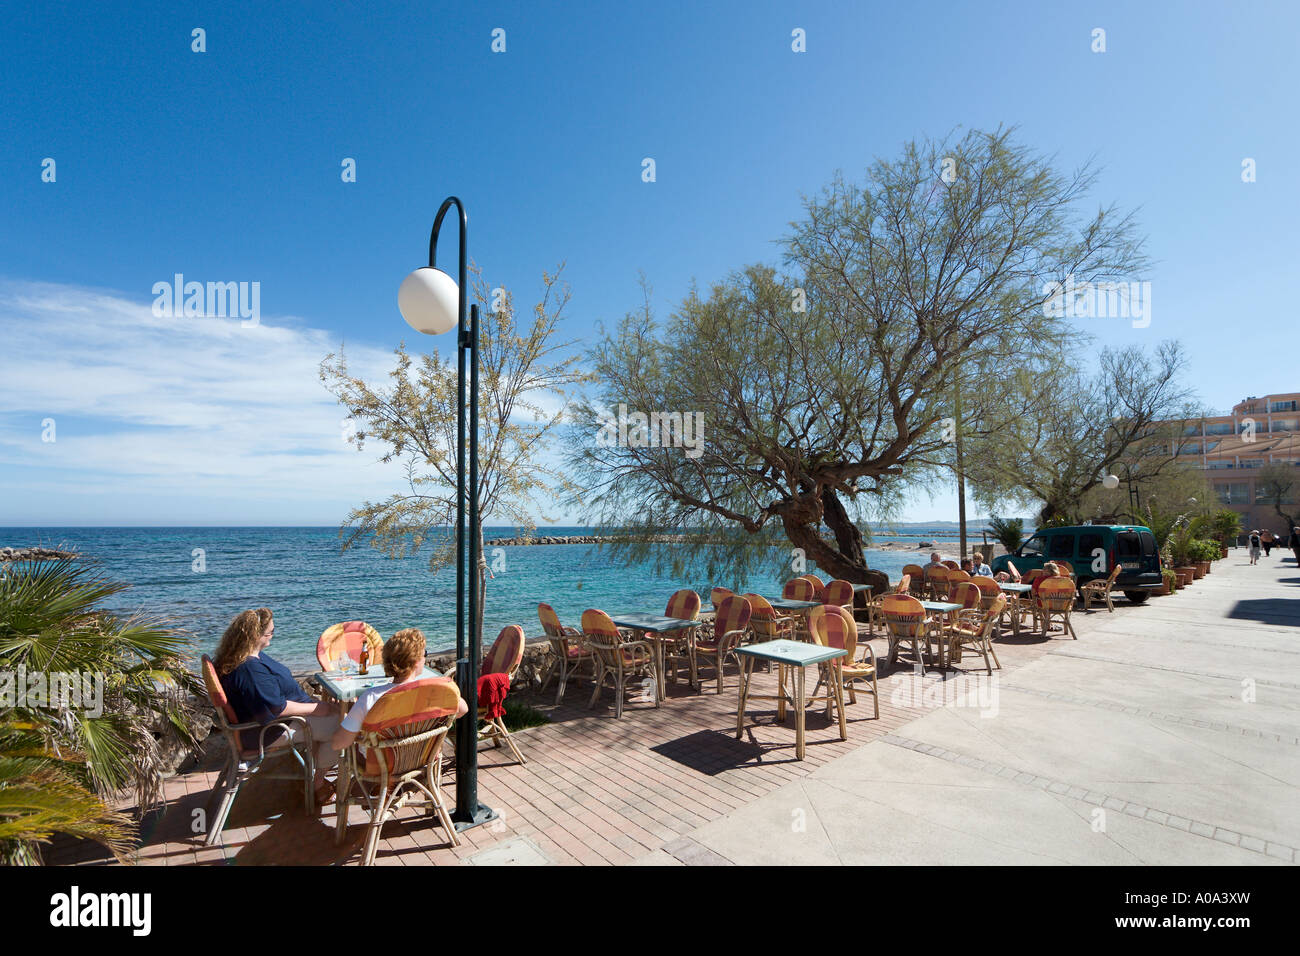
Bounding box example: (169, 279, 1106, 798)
(1182, 392, 1300, 532)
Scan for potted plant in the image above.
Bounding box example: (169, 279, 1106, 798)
(1159, 568, 1177, 595)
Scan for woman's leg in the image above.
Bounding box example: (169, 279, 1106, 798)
(306, 713, 343, 785)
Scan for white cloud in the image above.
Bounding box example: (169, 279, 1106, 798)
(0, 280, 422, 523)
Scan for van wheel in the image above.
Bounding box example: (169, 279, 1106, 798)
(1123, 591, 1149, 605)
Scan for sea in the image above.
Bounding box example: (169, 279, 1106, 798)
(1, 526, 976, 673)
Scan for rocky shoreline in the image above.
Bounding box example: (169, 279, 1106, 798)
(0, 546, 79, 562)
(484, 534, 689, 546)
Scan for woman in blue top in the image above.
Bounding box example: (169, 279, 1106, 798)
(214, 608, 341, 806)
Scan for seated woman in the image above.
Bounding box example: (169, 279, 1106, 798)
(215, 608, 342, 806)
(973, 552, 993, 577)
(331, 628, 467, 754)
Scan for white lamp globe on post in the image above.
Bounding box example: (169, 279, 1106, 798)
(398, 266, 460, 336)
(1102, 474, 1120, 490)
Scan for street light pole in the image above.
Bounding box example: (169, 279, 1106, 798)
(398, 195, 495, 831)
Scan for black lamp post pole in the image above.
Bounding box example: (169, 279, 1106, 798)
(428, 196, 495, 830)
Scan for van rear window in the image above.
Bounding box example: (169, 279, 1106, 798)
(1117, 532, 1141, 557)
(1140, 531, 1157, 556)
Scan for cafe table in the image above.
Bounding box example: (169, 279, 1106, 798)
(314, 665, 443, 716)
(998, 582, 1034, 636)
(766, 597, 822, 640)
(919, 601, 962, 667)
(734, 639, 847, 760)
(609, 612, 700, 699)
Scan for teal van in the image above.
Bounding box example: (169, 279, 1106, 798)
(989, 525, 1162, 603)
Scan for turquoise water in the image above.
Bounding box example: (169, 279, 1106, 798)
(1, 526, 934, 673)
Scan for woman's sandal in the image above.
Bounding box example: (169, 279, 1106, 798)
(314, 779, 337, 808)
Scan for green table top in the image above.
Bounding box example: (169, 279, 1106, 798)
(920, 601, 962, 612)
(767, 597, 822, 610)
(610, 612, 698, 633)
(736, 640, 846, 666)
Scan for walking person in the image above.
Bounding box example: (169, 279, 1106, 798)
(1261, 528, 1275, 557)
(1290, 524, 1300, 565)
(1248, 530, 1262, 565)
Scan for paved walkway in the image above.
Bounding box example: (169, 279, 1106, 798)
(47, 551, 1297, 866)
(644, 552, 1300, 865)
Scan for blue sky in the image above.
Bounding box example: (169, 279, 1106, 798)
(2, 0, 1297, 526)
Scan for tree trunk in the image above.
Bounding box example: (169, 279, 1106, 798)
(785, 499, 890, 595)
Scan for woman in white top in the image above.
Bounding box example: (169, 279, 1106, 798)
(331, 628, 467, 752)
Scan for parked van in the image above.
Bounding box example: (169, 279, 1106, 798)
(989, 525, 1162, 603)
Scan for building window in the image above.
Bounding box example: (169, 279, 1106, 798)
(1179, 443, 1201, 455)
(1205, 422, 1234, 435)
(1269, 400, 1298, 413)
(1215, 483, 1249, 504)
(1270, 419, 1298, 432)
(1205, 461, 1234, 470)
(1240, 459, 1264, 469)
(1255, 486, 1296, 505)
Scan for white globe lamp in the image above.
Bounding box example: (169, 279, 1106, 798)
(398, 266, 459, 335)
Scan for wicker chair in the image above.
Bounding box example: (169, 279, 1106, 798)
(972, 575, 1006, 629)
(537, 602, 595, 705)
(477, 625, 526, 764)
(783, 577, 816, 601)
(781, 577, 817, 639)
(710, 587, 735, 608)
(800, 574, 827, 602)
(1080, 565, 1122, 612)
(808, 604, 879, 719)
(744, 593, 796, 644)
(903, 565, 927, 598)
(582, 609, 659, 718)
(926, 566, 950, 601)
(946, 594, 1007, 675)
(880, 594, 932, 673)
(1037, 577, 1079, 639)
(335, 677, 461, 865)
(200, 655, 316, 846)
(662, 589, 702, 687)
(692, 595, 752, 694)
(951, 581, 981, 611)
(316, 621, 383, 671)
(823, 579, 855, 610)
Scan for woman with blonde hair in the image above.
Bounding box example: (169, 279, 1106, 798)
(216, 608, 342, 806)
(331, 628, 465, 753)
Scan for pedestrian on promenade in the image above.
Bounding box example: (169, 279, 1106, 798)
(1248, 530, 1262, 565)
(1261, 529, 1275, 556)
(1290, 524, 1300, 565)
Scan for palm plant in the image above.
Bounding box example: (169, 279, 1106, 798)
(0, 558, 202, 863)
(987, 515, 1024, 554)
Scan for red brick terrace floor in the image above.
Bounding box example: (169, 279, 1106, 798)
(47, 612, 1097, 866)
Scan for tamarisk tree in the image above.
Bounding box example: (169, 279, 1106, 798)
(569, 128, 1149, 590)
(320, 265, 589, 649)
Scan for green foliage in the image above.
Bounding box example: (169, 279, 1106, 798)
(321, 266, 592, 647)
(0, 558, 201, 864)
(572, 127, 1146, 589)
(501, 698, 549, 732)
(1208, 509, 1242, 545)
(987, 515, 1024, 554)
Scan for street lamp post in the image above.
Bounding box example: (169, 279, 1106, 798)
(397, 195, 496, 831)
(1103, 465, 1141, 523)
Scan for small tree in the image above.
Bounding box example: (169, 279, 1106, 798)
(970, 342, 1200, 524)
(987, 515, 1024, 554)
(321, 266, 590, 651)
(1255, 463, 1300, 531)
